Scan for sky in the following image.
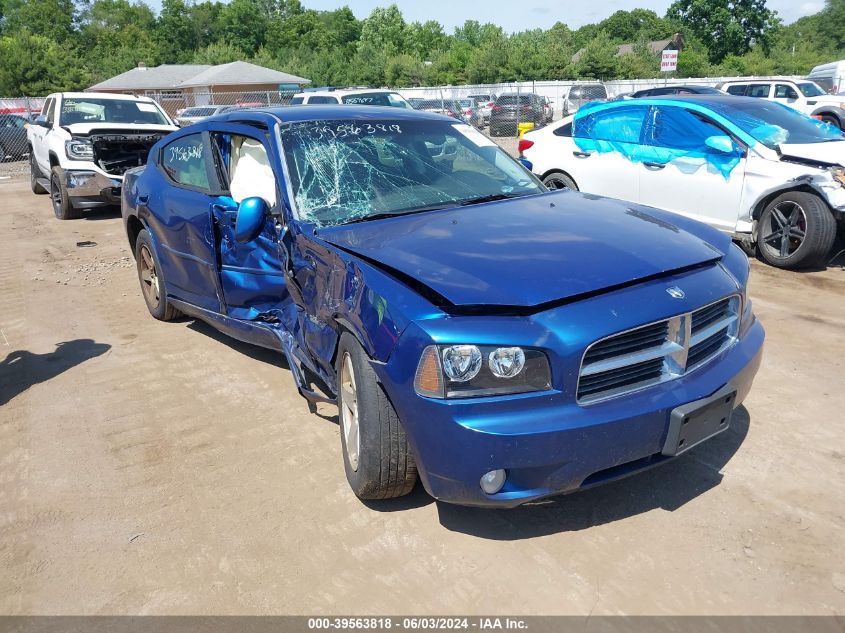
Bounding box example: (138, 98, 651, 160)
(146, 0, 826, 31)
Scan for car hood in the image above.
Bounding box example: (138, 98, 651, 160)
(779, 141, 845, 167)
(318, 191, 726, 309)
(64, 123, 177, 135)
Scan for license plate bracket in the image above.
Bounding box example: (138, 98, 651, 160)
(662, 384, 737, 457)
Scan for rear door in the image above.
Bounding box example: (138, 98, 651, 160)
(207, 124, 287, 320)
(30, 97, 55, 172)
(638, 105, 747, 231)
(569, 104, 647, 202)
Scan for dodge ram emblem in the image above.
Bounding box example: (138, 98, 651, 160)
(666, 286, 685, 299)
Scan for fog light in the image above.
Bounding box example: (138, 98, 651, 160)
(68, 172, 95, 187)
(480, 469, 506, 495)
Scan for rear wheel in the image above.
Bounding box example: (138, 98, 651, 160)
(337, 332, 417, 500)
(756, 191, 836, 268)
(135, 229, 180, 321)
(30, 153, 46, 194)
(50, 166, 79, 219)
(543, 171, 578, 191)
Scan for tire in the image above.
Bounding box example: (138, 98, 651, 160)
(756, 191, 836, 268)
(30, 153, 47, 194)
(821, 115, 842, 130)
(543, 171, 578, 191)
(336, 332, 418, 500)
(49, 166, 80, 219)
(135, 229, 180, 321)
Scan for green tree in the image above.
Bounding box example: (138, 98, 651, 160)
(617, 38, 660, 78)
(667, 0, 781, 63)
(576, 30, 619, 79)
(598, 9, 670, 43)
(0, 31, 89, 93)
(193, 40, 246, 64)
(358, 4, 406, 57)
(816, 0, 845, 51)
(219, 0, 267, 56)
(154, 0, 195, 62)
(2, 0, 77, 42)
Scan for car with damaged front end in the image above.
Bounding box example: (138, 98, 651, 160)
(122, 105, 764, 507)
(28, 92, 177, 219)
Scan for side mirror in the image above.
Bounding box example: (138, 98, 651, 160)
(235, 197, 268, 243)
(705, 135, 738, 154)
(34, 115, 50, 128)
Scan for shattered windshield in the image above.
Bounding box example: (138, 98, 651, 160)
(280, 119, 543, 227)
(713, 100, 845, 148)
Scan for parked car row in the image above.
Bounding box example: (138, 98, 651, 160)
(521, 94, 845, 268)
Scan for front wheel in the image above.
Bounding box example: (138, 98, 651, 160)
(543, 171, 578, 191)
(337, 332, 418, 500)
(50, 166, 79, 219)
(756, 191, 836, 268)
(821, 115, 842, 130)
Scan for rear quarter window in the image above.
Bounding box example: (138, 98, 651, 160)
(725, 85, 748, 96)
(161, 134, 210, 191)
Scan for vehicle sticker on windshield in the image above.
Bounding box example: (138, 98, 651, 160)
(306, 122, 402, 139)
(452, 124, 496, 147)
(136, 103, 159, 113)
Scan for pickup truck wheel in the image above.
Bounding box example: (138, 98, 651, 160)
(821, 115, 842, 130)
(135, 229, 180, 321)
(543, 171, 578, 191)
(756, 191, 836, 268)
(50, 167, 80, 220)
(337, 332, 418, 500)
(30, 154, 47, 194)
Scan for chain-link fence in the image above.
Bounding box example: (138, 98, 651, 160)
(0, 97, 45, 177)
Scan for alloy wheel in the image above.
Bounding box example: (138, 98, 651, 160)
(340, 351, 360, 472)
(761, 201, 807, 259)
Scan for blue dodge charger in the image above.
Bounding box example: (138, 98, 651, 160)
(121, 105, 764, 507)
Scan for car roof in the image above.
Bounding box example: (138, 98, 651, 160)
(294, 88, 399, 98)
(59, 91, 157, 102)
(213, 104, 454, 125)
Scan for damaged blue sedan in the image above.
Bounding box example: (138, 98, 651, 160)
(122, 106, 764, 507)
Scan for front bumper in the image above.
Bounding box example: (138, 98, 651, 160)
(64, 170, 122, 208)
(374, 266, 764, 507)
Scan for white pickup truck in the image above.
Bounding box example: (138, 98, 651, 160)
(718, 79, 845, 129)
(28, 92, 177, 219)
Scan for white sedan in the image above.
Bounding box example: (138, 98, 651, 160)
(520, 95, 845, 268)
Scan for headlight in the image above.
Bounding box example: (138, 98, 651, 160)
(65, 139, 93, 160)
(414, 344, 551, 399)
(831, 167, 845, 188)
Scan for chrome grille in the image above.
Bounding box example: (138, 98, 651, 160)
(577, 296, 740, 404)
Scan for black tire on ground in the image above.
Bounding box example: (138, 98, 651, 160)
(50, 166, 80, 219)
(0, 143, 8, 162)
(336, 332, 418, 500)
(135, 229, 181, 321)
(543, 171, 579, 191)
(30, 153, 47, 194)
(756, 190, 836, 269)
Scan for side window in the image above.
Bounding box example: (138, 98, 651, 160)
(747, 84, 771, 98)
(44, 98, 56, 124)
(290, 96, 304, 105)
(212, 133, 277, 206)
(574, 106, 648, 144)
(161, 134, 210, 190)
(648, 106, 725, 151)
(725, 85, 747, 96)
(775, 84, 799, 99)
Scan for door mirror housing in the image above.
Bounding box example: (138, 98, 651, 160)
(705, 135, 738, 154)
(235, 197, 268, 243)
(34, 115, 50, 128)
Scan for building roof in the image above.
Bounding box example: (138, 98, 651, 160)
(572, 33, 684, 63)
(88, 62, 310, 92)
(179, 61, 310, 88)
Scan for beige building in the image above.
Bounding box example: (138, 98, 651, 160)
(87, 61, 311, 114)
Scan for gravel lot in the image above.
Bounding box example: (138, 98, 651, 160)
(1, 160, 845, 615)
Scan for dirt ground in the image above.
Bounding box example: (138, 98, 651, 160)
(1, 173, 844, 616)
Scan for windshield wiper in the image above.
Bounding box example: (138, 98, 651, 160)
(338, 204, 456, 226)
(458, 192, 522, 206)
